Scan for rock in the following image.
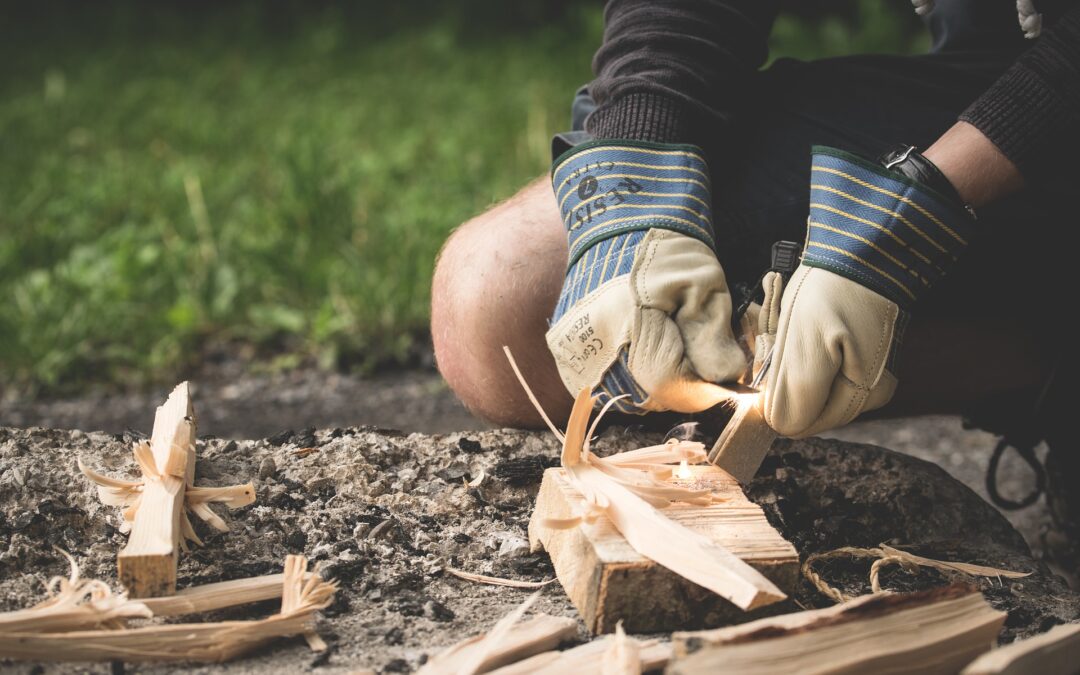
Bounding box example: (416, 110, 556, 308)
(436, 464, 468, 482)
(423, 599, 455, 622)
(266, 429, 294, 446)
(488, 531, 530, 559)
(258, 457, 277, 480)
(457, 437, 483, 454)
(285, 530, 307, 551)
(747, 438, 1077, 641)
(392, 468, 418, 492)
(294, 427, 317, 449)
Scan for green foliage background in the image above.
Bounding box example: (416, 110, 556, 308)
(0, 0, 926, 394)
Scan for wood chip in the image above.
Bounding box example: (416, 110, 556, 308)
(601, 622, 640, 675)
(707, 393, 777, 484)
(488, 636, 671, 675)
(419, 592, 577, 675)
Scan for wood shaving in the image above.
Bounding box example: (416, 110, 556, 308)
(0, 548, 151, 634)
(0, 555, 337, 663)
(444, 567, 555, 590)
(79, 443, 255, 548)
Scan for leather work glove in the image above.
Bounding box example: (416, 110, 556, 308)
(764, 146, 975, 437)
(546, 140, 746, 414)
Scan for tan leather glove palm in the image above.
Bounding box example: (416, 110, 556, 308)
(762, 146, 974, 437)
(546, 140, 746, 414)
(763, 265, 901, 437)
(547, 229, 746, 413)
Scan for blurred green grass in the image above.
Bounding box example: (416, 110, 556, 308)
(0, 0, 926, 395)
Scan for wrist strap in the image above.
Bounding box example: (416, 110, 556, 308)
(879, 145, 977, 220)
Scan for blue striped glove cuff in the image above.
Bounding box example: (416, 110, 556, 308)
(551, 140, 715, 269)
(805, 146, 975, 309)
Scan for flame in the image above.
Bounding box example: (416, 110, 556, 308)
(675, 459, 693, 480)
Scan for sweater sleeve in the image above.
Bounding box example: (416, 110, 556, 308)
(585, 0, 780, 147)
(960, 7, 1080, 181)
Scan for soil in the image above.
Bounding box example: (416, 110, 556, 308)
(3, 368, 1056, 556)
(0, 419, 1076, 673)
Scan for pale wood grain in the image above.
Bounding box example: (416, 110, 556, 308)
(418, 614, 579, 675)
(707, 394, 777, 484)
(118, 381, 195, 597)
(670, 589, 1005, 675)
(961, 623, 1080, 675)
(529, 465, 798, 634)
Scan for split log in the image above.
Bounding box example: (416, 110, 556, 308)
(528, 464, 798, 634)
(961, 623, 1080, 675)
(669, 585, 1005, 675)
(707, 394, 777, 484)
(118, 381, 196, 597)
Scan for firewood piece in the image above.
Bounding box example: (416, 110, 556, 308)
(418, 609, 578, 675)
(488, 637, 672, 675)
(707, 394, 777, 484)
(669, 585, 1005, 675)
(118, 381, 196, 598)
(139, 572, 310, 617)
(528, 464, 798, 634)
(566, 462, 784, 610)
(0, 555, 337, 663)
(0, 551, 315, 633)
(961, 623, 1080, 675)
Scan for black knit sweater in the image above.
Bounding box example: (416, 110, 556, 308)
(585, 0, 1080, 182)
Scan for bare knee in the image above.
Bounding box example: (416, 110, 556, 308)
(431, 177, 573, 428)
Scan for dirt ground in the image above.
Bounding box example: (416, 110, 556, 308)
(1, 369, 1074, 673)
(3, 368, 1055, 555)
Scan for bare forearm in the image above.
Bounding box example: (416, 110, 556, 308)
(923, 121, 1025, 209)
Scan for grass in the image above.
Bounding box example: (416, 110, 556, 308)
(0, 1, 925, 395)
